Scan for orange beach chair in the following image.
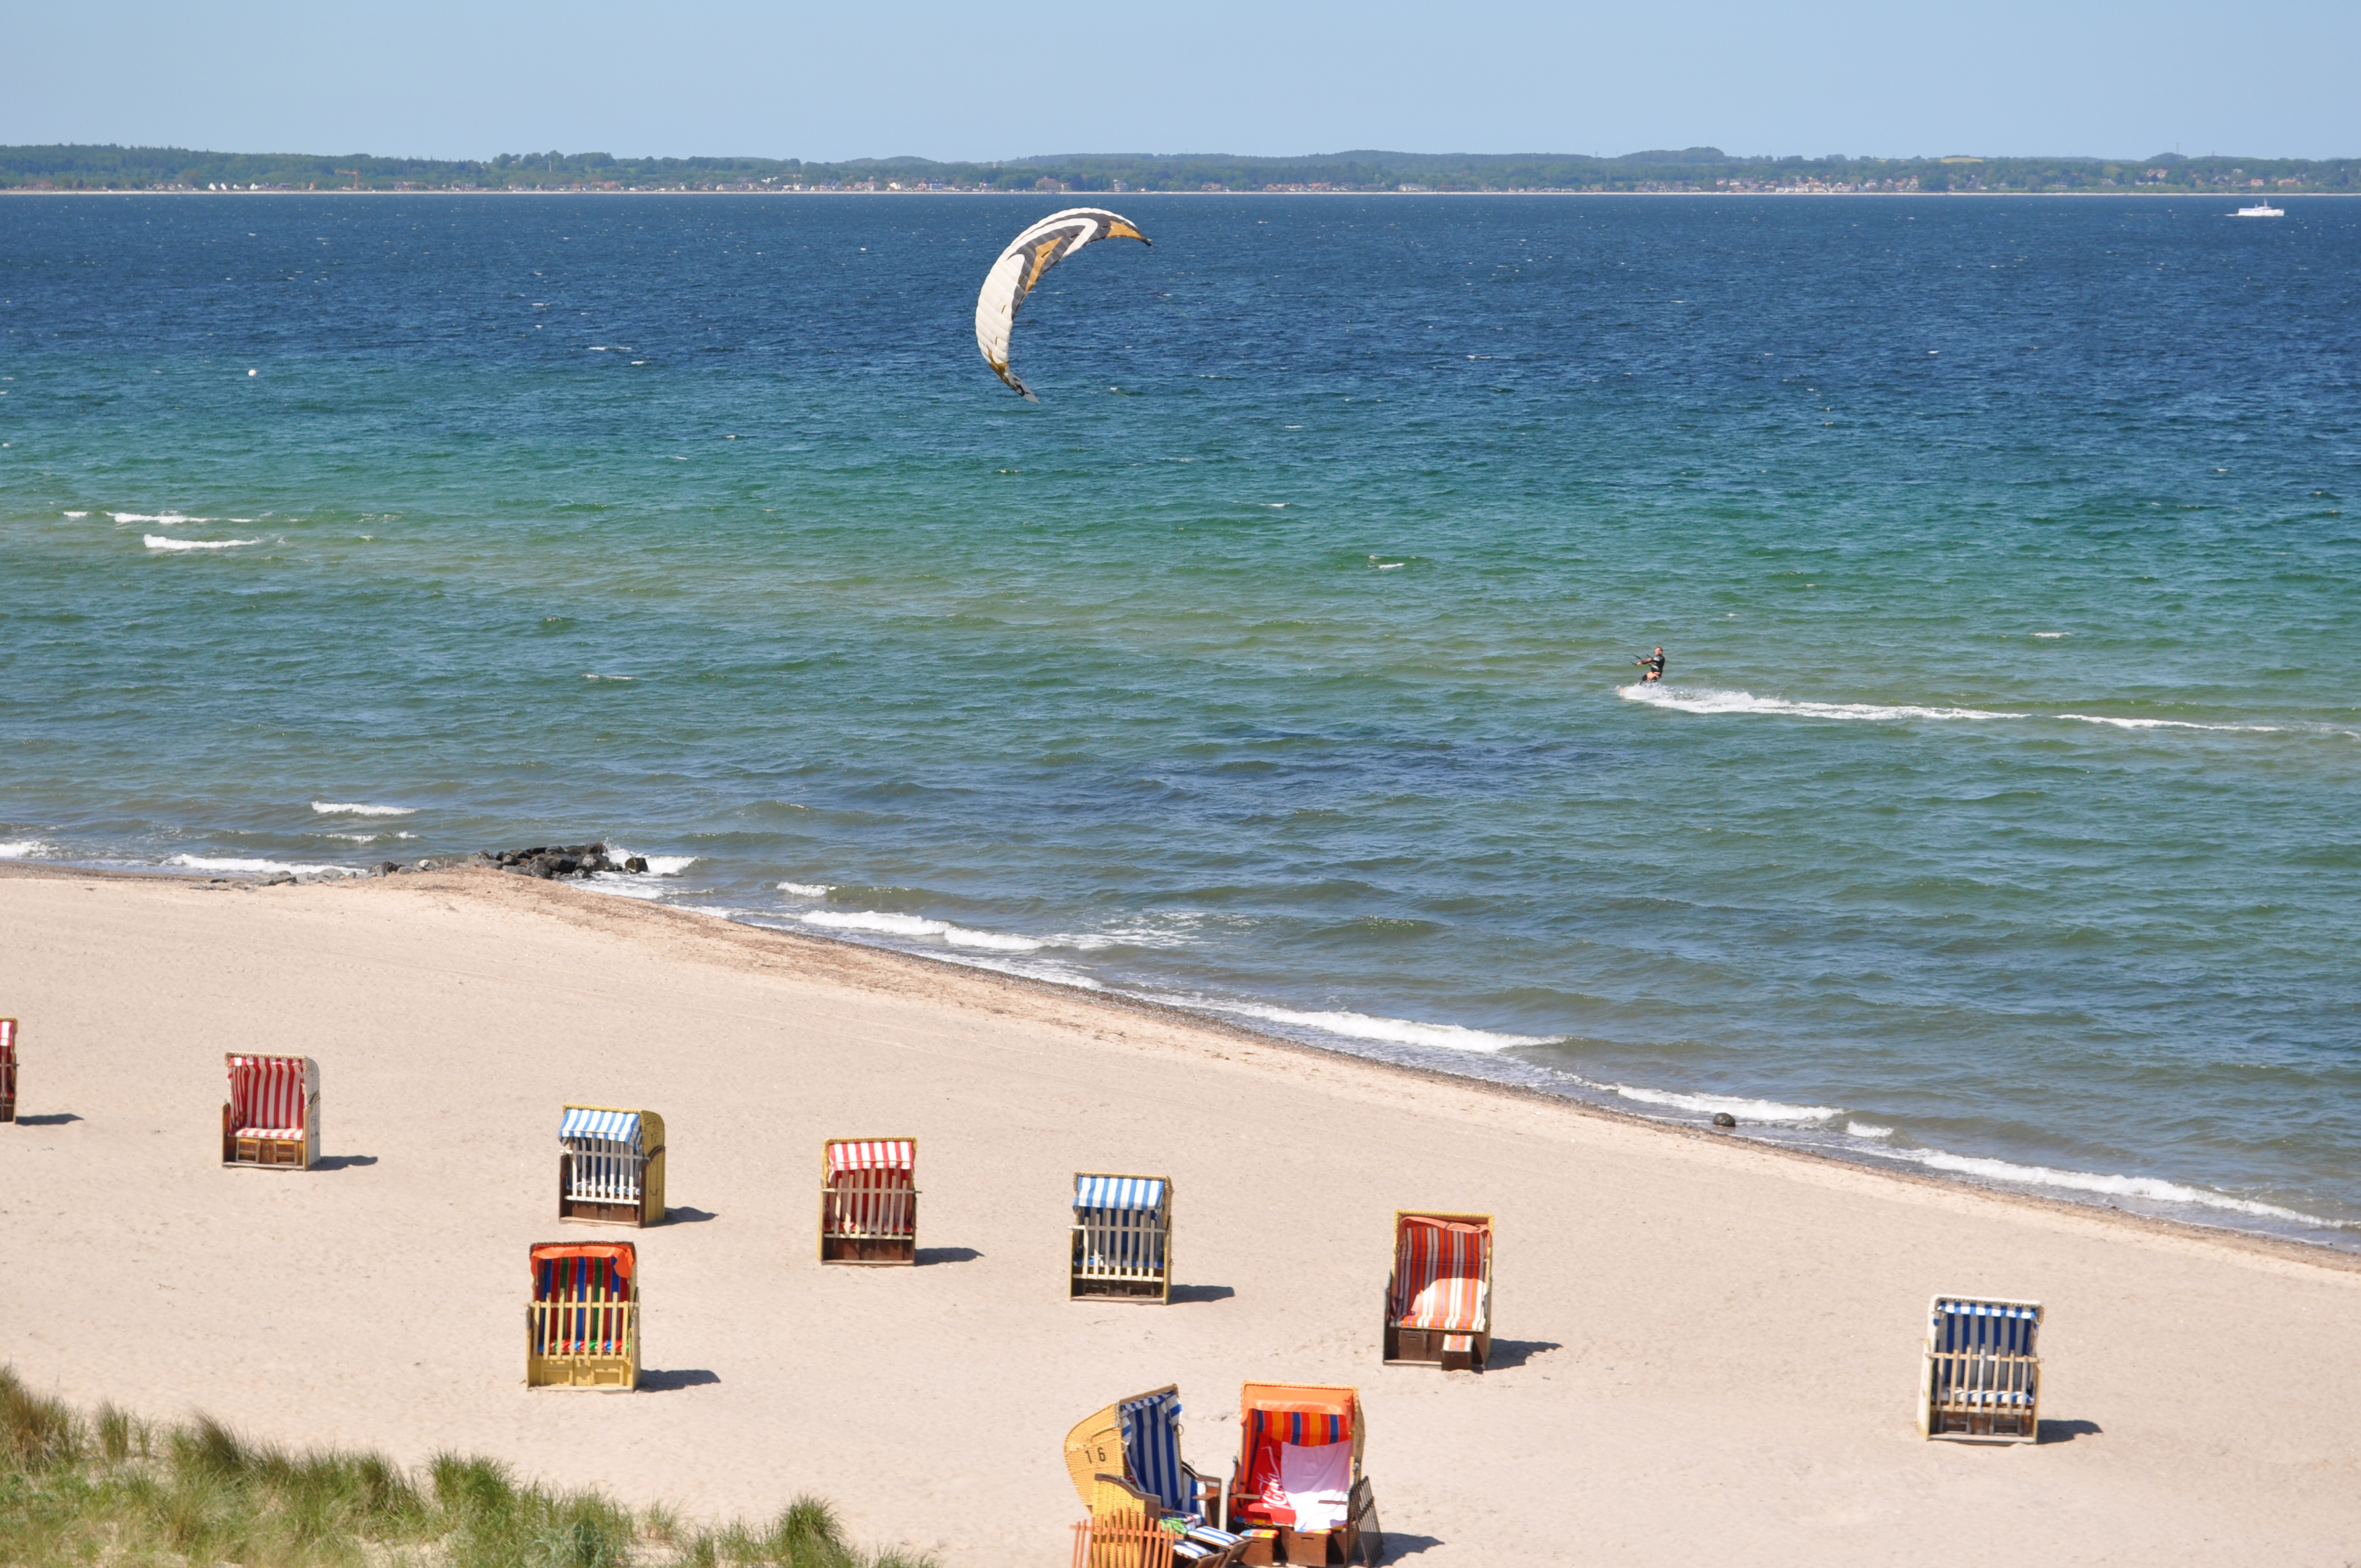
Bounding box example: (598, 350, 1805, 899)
(818, 1137, 918, 1264)
(221, 1054, 319, 1169)
(527, 1241, 640, 1390)
(0, 1018, 16, 1123)
(558, 1106, 667, 1226)
(1227, 1383, 1381, 1565)
(1383, 1211, 1491, 1371)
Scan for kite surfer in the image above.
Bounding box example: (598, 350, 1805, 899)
(1634, 647, 1666, 683)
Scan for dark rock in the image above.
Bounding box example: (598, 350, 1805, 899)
(551, 857, 580, 876)
(624, 856, 649, 874)
(372, 861, 400, 878)
(262, 873, 296, 887)
(1712, 1112, 1738, 1129)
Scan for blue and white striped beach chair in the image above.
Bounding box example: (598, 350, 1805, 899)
(559, 1105, 667, 1227)
(1920, 1295, 2042, 1442)
(1064, 1384, 1223, 1529)
(1072, 1173, 1172, 1303)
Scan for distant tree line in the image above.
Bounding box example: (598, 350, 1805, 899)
(1, 144, 2353, 194)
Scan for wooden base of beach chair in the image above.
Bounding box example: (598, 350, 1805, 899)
(557, 1155, 665, 1226)
(1384, 1324, 1488, 1372)
(820, 1235, 916, 1265)
(1071, 1276, 1169, 1304)
(224, 1136, 310, 1169)
(1925, 1407, 2038, 1442)
(526, 1353, 639, 1390)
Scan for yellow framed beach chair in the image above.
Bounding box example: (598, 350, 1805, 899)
(221, 1054, 319, 1169)
(818, 1137, 918, 1264)
(527, 1241, 639, 1390)
(558, 1106, 666, 1226)
(1383, 1211, 1490, 1371)
(1920, 1295, 2042, 1442)
(1227, 1383, 1381, 1565)
(0, 1018, 16, 1123)
(1064, 1385, 1223, 1527)
(1073, 1173, 1172, 1303)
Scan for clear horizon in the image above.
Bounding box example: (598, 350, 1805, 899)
(6, 0, 2355, 164)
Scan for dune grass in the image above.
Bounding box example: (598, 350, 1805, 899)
(0, 1368, 935, 1568)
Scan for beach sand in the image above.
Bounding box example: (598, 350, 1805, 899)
(1, 865, 2354, 1565)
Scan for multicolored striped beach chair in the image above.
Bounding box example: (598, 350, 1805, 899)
(1073, 1173, 1173, 1303)
(558, 1105, 667, 1226)
(818, 1137, 917, 1264)
(0, 1018, 16, 1124)
(1227, 1383, 1381, 1565)
(1383, 1211, 1491, 1371)
(1063, 1385, 1223, 1526)
(1920, 1295, 2042, 1442)
(527, 1241, 639, 1390)
(221, 1054, 319, 1169)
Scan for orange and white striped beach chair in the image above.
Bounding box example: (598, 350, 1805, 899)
(1383, 1211, 1491, 1371)
(527, 1241, 639, 1390)
(818, 1137, 917, 1265)
(0, 1018, 16, 1123)
(221, 1054, 319, 1169)
(558, 1106, 667, 1226)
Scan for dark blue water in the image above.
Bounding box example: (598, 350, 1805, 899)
(3, 192, 2356, 1240)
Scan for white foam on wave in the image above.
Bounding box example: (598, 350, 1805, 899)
(1872, 1146, 2346, 1227)
(1211, 1003, 1551, 1054)
(168, 855, 360, 878)
(777, 881, 833, 897)
(1846, 1120, 1894, 1139)
(1604, 1082, 1845, 1123)
(798, 909, 1047, 952)
(607, 849, 695, 876)
(0, 840, 54, 859)
(2032, 631, 2070, 639)
(113, 511, 214, 524)
(2056, 713, 2282, 734)
(62, 511, 89, 519)
(324, 831, 417, 843)
(311, 802, 417, 817)
(1620, 684, 2024, 723)
(145, 535, 261, 552)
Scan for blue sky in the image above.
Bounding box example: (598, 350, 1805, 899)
(3, 0, 2354, 161)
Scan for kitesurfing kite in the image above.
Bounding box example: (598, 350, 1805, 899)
(973, 208, 1150, 401)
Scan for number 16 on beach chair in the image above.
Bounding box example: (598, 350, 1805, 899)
(818, 1137, 917, 1265)
(0, 1019, 17, 1123)
(221, 1054, 319, 1169)
(558, 1106, 667, 1226)
(527, 1242, 639, 1390)
(1383, 1212, 1490, 1372)
(1072, 1174, 1172, 1303)
(1920, 1295, 2042, 1442)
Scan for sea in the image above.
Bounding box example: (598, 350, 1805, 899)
(3, 192, 2356, 1245)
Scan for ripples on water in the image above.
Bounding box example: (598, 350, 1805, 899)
(2, 193, 2355, 1242)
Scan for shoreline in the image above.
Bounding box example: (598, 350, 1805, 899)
(4, 856, 2350, 1270)
(4, 188, 2354, 198)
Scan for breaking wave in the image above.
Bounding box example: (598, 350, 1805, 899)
(1210, 1003, 1551, 1054)
(311, 802, 417, 817)
(145, 535, 260, 552)
(1867, 1145, 2348, 1227)
(1600, 1082, 1845, 1123)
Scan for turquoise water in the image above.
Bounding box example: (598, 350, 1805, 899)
(3, 193, 2356, 1241)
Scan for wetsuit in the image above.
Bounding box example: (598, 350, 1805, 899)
(1637, 651, 1666, 682)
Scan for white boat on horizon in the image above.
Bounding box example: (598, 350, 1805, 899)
(2235, 201, 2284, 217)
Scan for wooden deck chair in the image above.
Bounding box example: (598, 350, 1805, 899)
(1227, 1383, 1383, 1566)
(221, 1054, 319, 1169)
(1070, 1474, 1178, 1568)
(527, 1241, 639, 1390)
(1064, 1385, 1223, 1526)
(1920, 1295, 2042, 1442)
(558, 1106, 666, 1226)
(818, 1137, 917, 1264)
(1383, 1211, 1491, 1371)
(0, 1018, 15, 1124)
(1073, 1173, 1172, 1303)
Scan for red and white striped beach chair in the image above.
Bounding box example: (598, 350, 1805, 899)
(1383, 1211, 1491, 1372)
(221, 1053, 319, 1169)
(0, 1018, 16, 1124)
(558, 1105, 667, 1226)
(527, 1241, 639, 1390)
(818, 1137, 918, 1265)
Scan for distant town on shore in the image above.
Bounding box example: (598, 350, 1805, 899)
(4, 144, 2355, 194)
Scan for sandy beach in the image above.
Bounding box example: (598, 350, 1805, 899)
(0, 864, 2354, 1565)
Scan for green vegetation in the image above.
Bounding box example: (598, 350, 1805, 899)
(0, 144, 2354, 194)
(0, 1367, 933, 1568)
(4, 141, 2361, 193)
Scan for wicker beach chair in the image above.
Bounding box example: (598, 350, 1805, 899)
(0, 1018, 15, 1123)
(1383, 1212, 1490, 1371)
(527, 1241, 639, 1390)
(818, 1137, 917, 1264)
(1064, 1386, 1223, 1526)
(558, 1106, 667, 1226)
(1073, 1173, 1172, 1303)
(221, 1054, 319, 1169)
(1227, 1383, 1381, 1566)
(1920, 1295, 2042, 1442)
